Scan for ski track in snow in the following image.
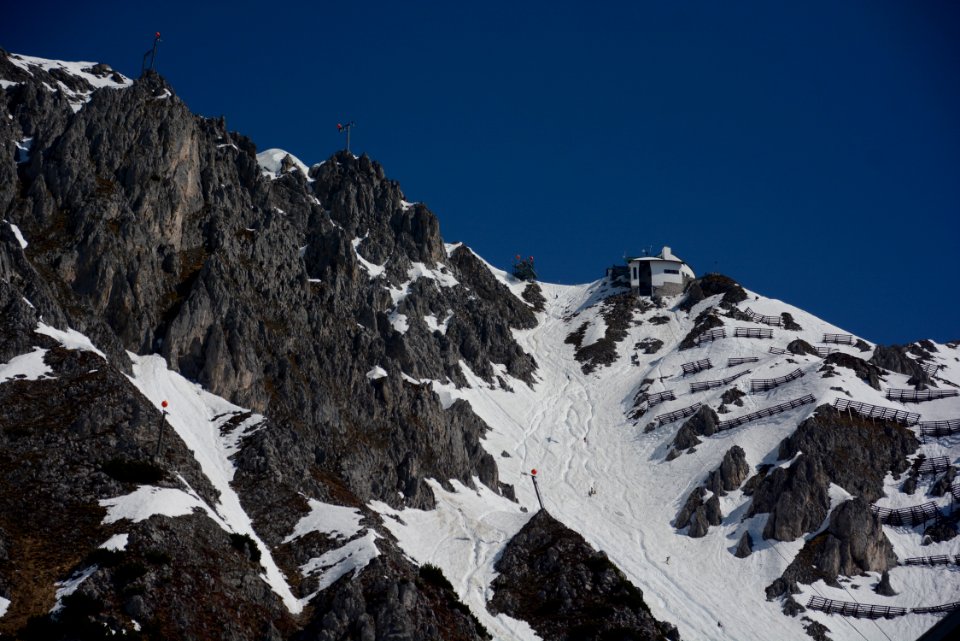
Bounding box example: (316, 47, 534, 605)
(373, 277, 960, 641)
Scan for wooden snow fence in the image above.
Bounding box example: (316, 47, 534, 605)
(823, 333, 856, 345)
(918, 361, 941, 376)
(635, 390, 676, 415)
(808, 596, 960, 618)
(885, 388, 959, 403)
(916, 455, 951, 476)
(832, 398, 921, 425)
(901, 555, 960, 567)
(743, 307, 782, 326)
(814, 346, 839, 357)
(690, 369, 751, 393)
(681, 359, 713, 375)
(769, 346, 788, 355)
(870, 501, 940, 526)
(655, 402, 703, 427)
(716, 394, 816, 431)
(749, 368, 805, 393)
(694, 327, 726, 346)
(806, 597, 908, 619)
(912, 602, 960, 615)
(919, 419, 960, 437)
(734, 327, 774, 339)
(728, 356, 760, 367)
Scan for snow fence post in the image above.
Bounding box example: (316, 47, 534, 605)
(154, 400, 169, 461)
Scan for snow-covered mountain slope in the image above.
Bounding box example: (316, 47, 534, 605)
(3, 48, 958, 641)
(374, 273, 960, 641)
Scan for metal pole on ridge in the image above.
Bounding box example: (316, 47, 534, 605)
(141, 32, 162, 74)
(154, 400, 169, 461)
(529, 468, 545, 512)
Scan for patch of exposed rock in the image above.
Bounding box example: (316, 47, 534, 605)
(678, 310, 724, 350)
(679, 273, 747, 312)
(566, 292, 642, 374)
(489, 511, 680, 641)
(735, 532, 754, 558)
(671, 405, 720, 453)
(778, 405, 918, 502)
(676, 446, 748, 538)
(705, 446, 750, 495)
(521, 282, 546, 312)
(787, 339, 818, 357)
(748, 455, 831, 541)
(767, 498, 896, 595)
(781, 312, 802, 331)
(821, 352, 884, 390)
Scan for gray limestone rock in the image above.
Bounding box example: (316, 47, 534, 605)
(874, 570, 897, 596)
(734, 532, 754, 558)
(749, 455, 831, 542)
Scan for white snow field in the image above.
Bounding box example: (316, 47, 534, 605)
(372, 260, 960, 641)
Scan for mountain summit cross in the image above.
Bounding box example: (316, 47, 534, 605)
(337, 121, 355, 153)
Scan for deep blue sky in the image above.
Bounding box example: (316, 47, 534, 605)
(4, 1, 958, 344)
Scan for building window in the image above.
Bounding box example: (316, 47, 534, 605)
(664, 268, 680, 274)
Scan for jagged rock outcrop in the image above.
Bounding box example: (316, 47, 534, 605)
(676, 446, 745, 537)
(679, 273, 747, 312)
(750, 406, 917, 542)
(0, 52, 533, 639)
(874, 570, 897, 596)
(781, 312, 802, 331)
(748, 455, 831, 542)
(787, 339, 818, 356)
(489, 511, 680, 641)
(292, 556, 492, 641)
(777, 405, 917, 502)
(870, 344, 927, 378)
(677, 310, 723, 350)
(768, 498, 896, 594)
(672, 405, 719, 451)
(705, 446, 750, 495)
(821, 352, 883, 390)
(735, 532, 754, 558)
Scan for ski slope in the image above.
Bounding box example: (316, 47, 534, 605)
(373, 270, 960, 641)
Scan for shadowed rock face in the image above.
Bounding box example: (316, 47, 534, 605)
(672, 405, 720, 452)
(489, 511, 680, 641)
(822, 352, 884, 390)
(748, 406, 918, 543)
(777, 406, 918, 503)
(0, 52, 533, 639)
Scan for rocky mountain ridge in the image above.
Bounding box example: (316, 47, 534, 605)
(1, 49, 959, 641)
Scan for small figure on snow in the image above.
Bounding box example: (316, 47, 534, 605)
(588, 487, 596, 497)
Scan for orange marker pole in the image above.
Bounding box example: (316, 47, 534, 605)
(530, 468, 545, 512)
(154, 400, 169, 461)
